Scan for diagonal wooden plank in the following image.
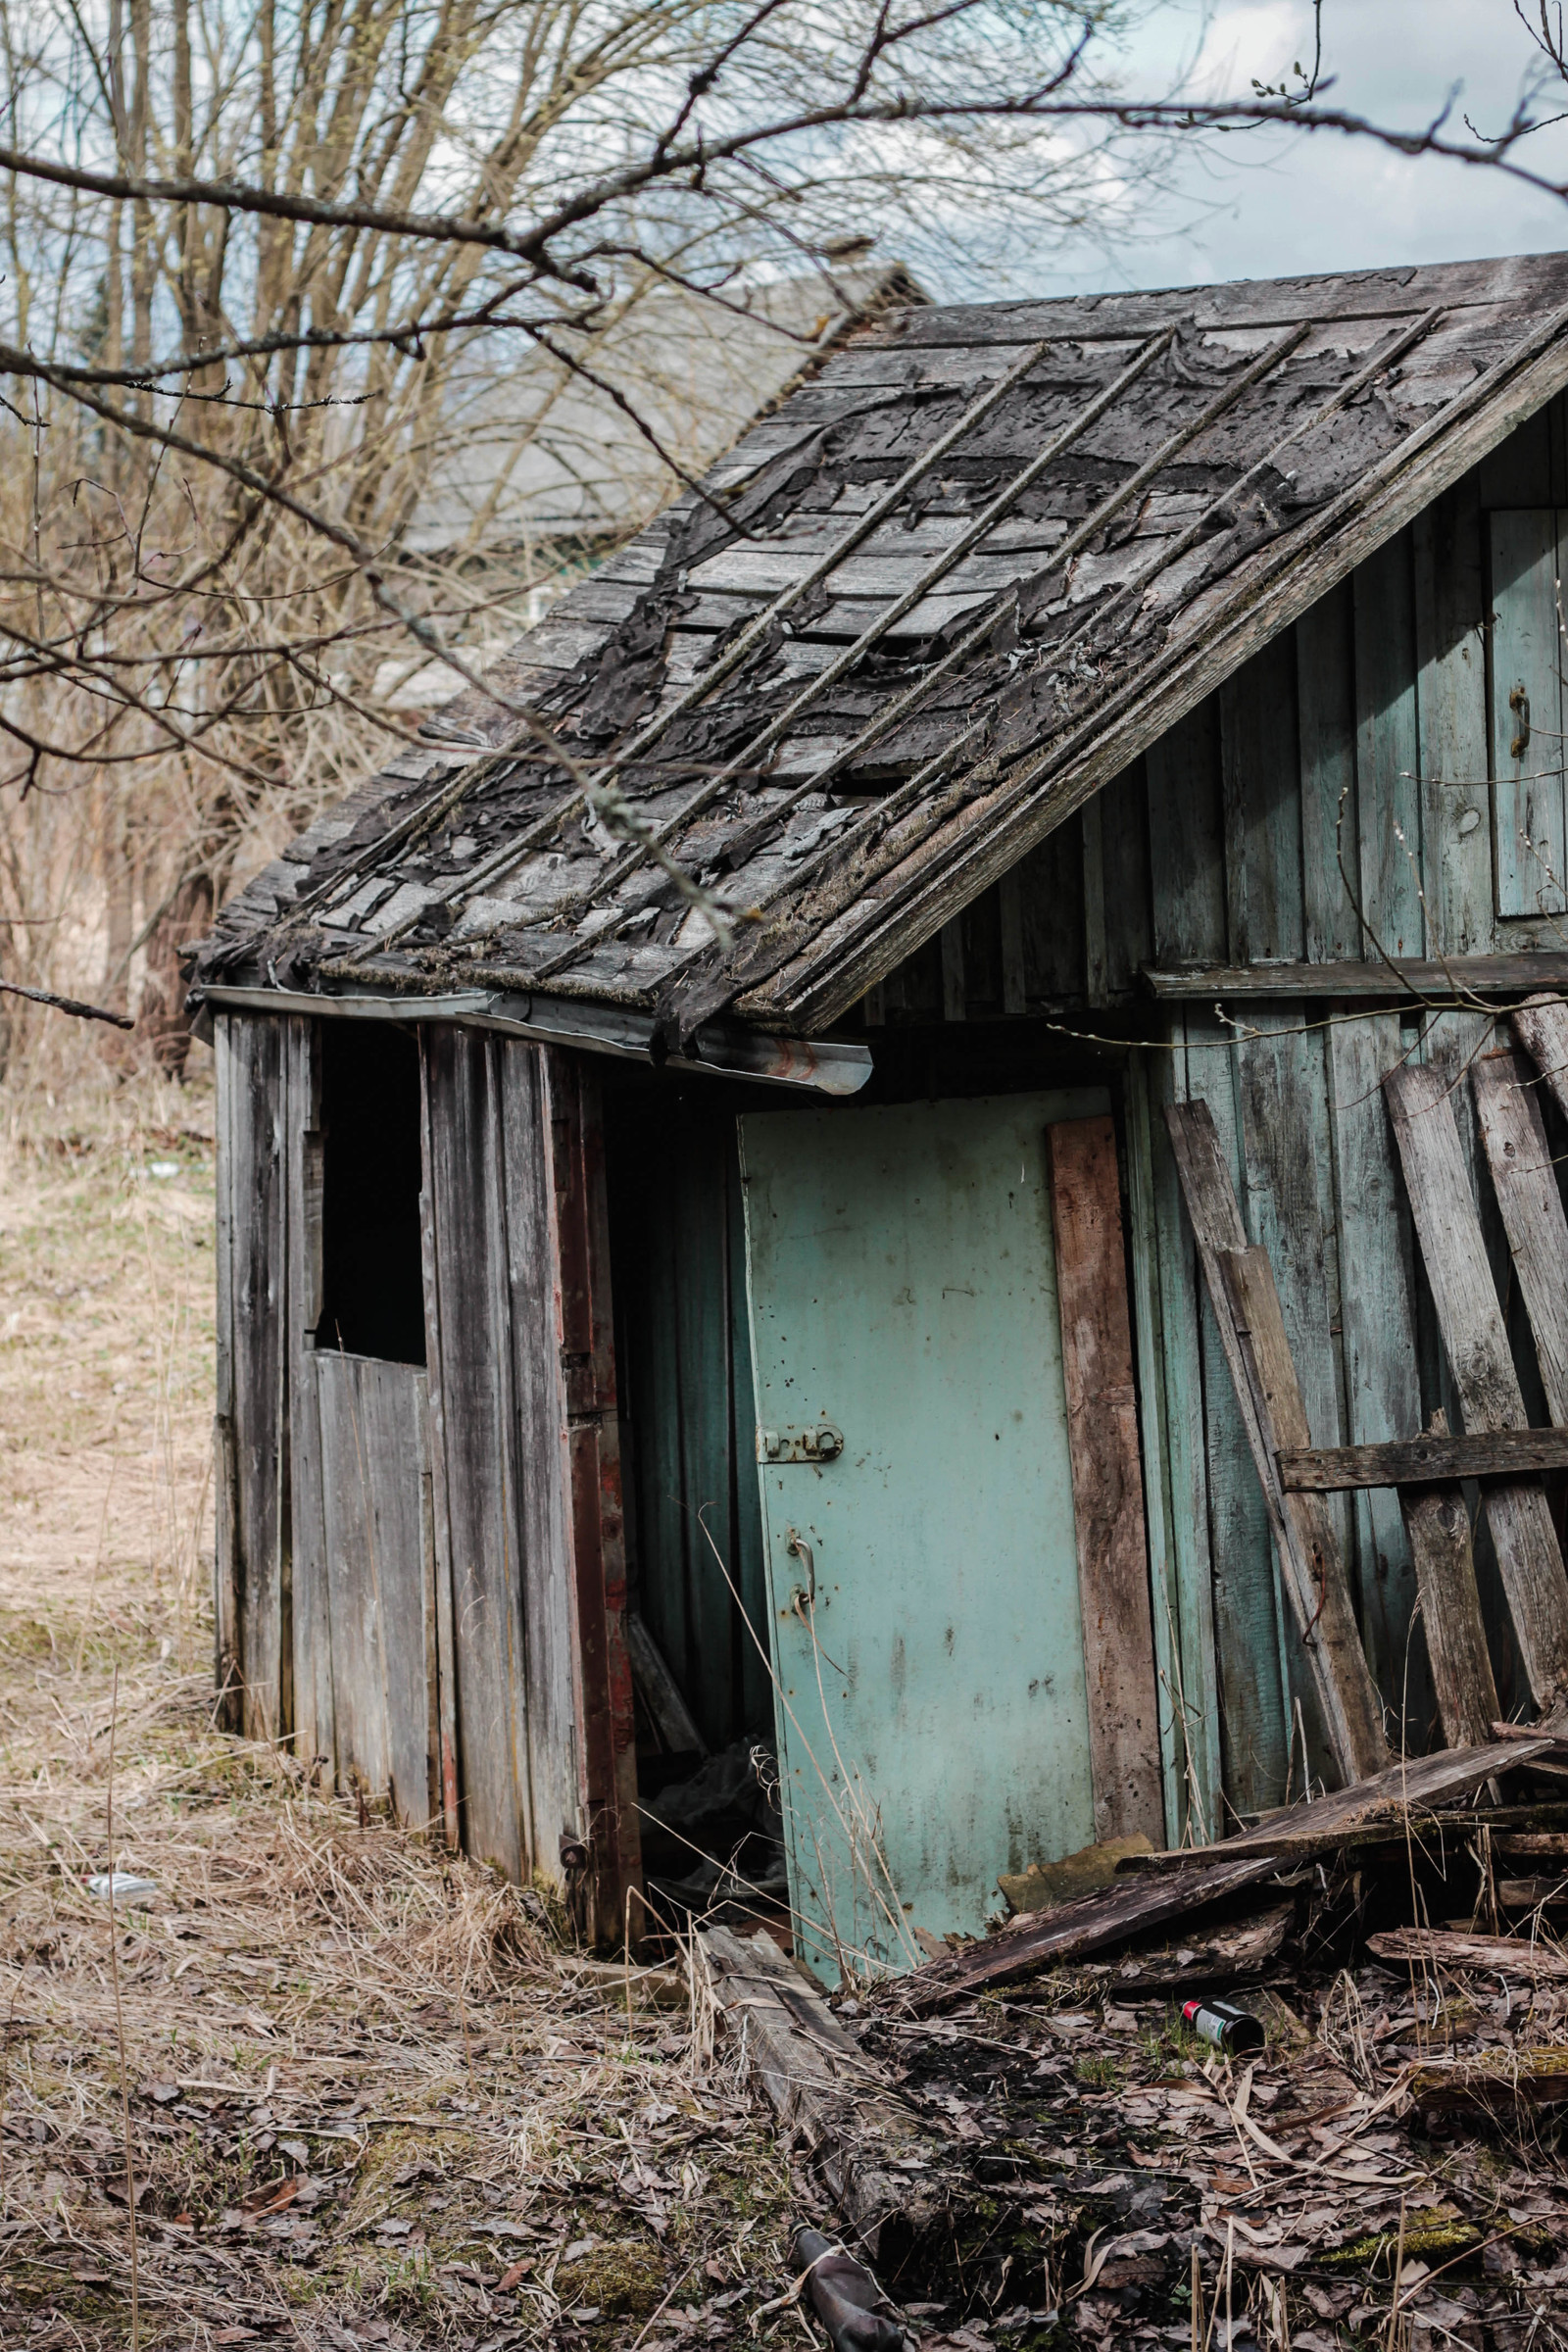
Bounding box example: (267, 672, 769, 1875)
(1384, 1060, 1568, 1707)
(1513, 993, 1568, 1125)
(1046, 1115, 1165, 1846)
(1280, 1429, 1568, 1489)
(1473, 1047, 1568, 1422)
(1219, 1247, 1390, 1782)
(1400, 1477, 1501, 1749)
(1163, 1102, 1388, 1785)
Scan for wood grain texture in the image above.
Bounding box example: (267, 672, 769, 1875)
(1489, 508, 1567, 918)
(1472, 1047, 1568, 1420)
(1296, 583, 1362, 961)
(897, 1735, 1548, 2011)
(1513, 994, 1568, 1130)
(213, 1017, 240, 1730)
(1164, 1101, 1388, 1786)
(1146, 696, 1226, 966)
(219, 1012, 289, 1745)
(1324, 1013, 1427, 1734)
(1400, 1474, 1502, 1748)
(1046, 1115, 1164, 1846)
(285, 1015, 333, 1771)
(1170, 1041, 1288, 1812)
(1282, 1427, 1568, 1488)
(417, 1067, 461, 1849)
(1355, 530, 1426, 960)
(1220, 1245, 1390, 1782)
(699, 1924, 960, 2270)
(1123, 1058, 1191, 1844)
(318, 1351, 437, 1828)
(542, 1049, 643, 1945)
(420, 1023, 534, 1882)
(1144, 954, 1568, 998)
(1221, 633, 1303, 963)
(1413, 475, 1493, 956)
(1384, 1057, 1568, 1705)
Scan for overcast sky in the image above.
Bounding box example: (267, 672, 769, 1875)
(1022, 0, 1568, 296)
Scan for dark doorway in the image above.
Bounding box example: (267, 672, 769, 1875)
(318, 1022, 426, 1365)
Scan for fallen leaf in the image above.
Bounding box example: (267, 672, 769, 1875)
(241, 2176, 300, 2217)
(498, 2260, 533, 2291)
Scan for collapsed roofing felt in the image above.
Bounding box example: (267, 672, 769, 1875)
(192, 252, 1568, 1044)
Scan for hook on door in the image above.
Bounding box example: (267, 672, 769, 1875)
(786, 1526, 815, 1607)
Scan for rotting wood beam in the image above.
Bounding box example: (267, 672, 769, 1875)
(698, 1924, 961, 2273)
(1163, 1102, 1389, 1784)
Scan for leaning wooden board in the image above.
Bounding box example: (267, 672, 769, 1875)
(893, 1737, 1550, 2013)
(1163, 1101, 1389, 1783)
(1383, 1060, 1568, 1707)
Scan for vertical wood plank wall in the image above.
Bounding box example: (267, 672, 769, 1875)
(861, 403, 1568, 1817)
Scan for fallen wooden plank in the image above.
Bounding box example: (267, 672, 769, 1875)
(1472, 1046, 1568, 1420)
(697, 1925, 960, 2270)
(1384, 1061, 1568, 1708)
(1045, 1116, 1164, 1846)
(1163, 1100, 1388, 1785)
(1097, 1903, 1293, 1993)
(1367, 1925, 1568, 1983)
(1279, 1427, 1568, 1488)
(892, 1738, 1547, 2012)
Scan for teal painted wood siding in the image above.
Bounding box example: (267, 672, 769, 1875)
(849, 396, 1568, 1814)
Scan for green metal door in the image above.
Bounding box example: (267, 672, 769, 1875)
(740, 1090, 1109, 1980)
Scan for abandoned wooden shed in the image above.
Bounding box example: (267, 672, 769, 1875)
(193, 249, 1568, 1979)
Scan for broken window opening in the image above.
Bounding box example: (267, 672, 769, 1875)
(317, 1021, 426, 1366)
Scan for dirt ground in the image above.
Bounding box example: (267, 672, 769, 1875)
(0, 1058, 803, 2351)
(7, 1055, 1568, 2352)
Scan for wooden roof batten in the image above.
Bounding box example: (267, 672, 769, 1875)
(191, 253, 1568, 1047)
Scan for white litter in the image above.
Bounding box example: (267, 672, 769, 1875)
(85, 1872, 158, 1902)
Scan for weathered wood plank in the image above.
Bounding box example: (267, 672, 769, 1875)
(896, 1737, 1546, 2012)
(417, 1065, 461, 1849)
(1354, 528, 1426, 959)
(1140, 1046, 1221, 1839)
(1489, 508, 1567, 917)
(1282, 1427, 1568, 1488)
(1412, 474, 1493, 956)
(1296, 583, 1362, 961)
(1324, 1013, 1427, 1736)
(1513, 992, 1568, 1125)
(1123, 1059, 1187, 1842)
(1221, 634, 1303, 963)
(421, 1024, 533, 1882)
(213, 1017, 240, 1731)
(1400, 1454, 1502, 1750)
(285, 1016, 332, 1772)
(1164, 1101, 1389, 1787)
(700, 1925, 961, 2270)
(1174, 1031, 1288, 1813)
(220, 1012, 289, 1746)
(1147, 696, 1226, 965)
(1046, 1115, 1164, 1846)
(1472, 1046, 1568, 1420)
(543, 1050, 643, 1944)
(318, 1352, 436, 1827)
(1144, 954, 1568, 997)
(1220, 1244, 1391, 1782)
(1080, 797, 1107, 1007)
(1383, 1059, 1568, 1707)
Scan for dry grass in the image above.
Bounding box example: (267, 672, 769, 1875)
(0, 1056, 801, 2351)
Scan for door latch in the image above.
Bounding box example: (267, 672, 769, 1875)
(786, 1527, 815, 1607)
(757, 1422, 844, 1463)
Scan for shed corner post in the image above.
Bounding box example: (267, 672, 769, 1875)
(545, 1048, 644, 1949)
(213, 1012, 241, 1732)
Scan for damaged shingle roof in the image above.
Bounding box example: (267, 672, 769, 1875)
(195, 250, 1568, 1045)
